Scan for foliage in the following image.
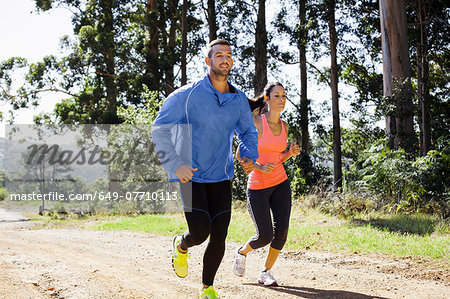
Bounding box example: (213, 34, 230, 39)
(231, 138, 248, 202)
(302, 191, 378, 218)
(1, 0, 205, 124)
(0, 188, 5, 201)
(116, 87, 163, 125)
(350, 139, 449, 217)
(1, 0, 449, 218)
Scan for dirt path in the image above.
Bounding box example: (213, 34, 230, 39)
(0, 208, 30, 223)
(0, 218, 448, 298)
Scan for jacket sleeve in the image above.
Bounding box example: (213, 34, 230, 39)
(151, 91, 187, 179)
(235, 94, 259, 163)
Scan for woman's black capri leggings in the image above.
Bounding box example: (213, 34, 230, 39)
(247, 179, 291, 250)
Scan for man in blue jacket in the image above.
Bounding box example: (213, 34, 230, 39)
(152, 39, 258, 298)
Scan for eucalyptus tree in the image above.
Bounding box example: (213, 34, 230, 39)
(206, 0, 218, 41)
(326, 0, 342, 191)
(298, 0, 309, 152)
(342, 0, 448, 156)
(217, 0, 262, 95)
(0, 0, 208, 125)
(254, 0, 268, 95)
(379, 0, 415, 154)
(409, 0, 449, 155)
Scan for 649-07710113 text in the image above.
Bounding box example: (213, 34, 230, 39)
(9, 191, 179, 202)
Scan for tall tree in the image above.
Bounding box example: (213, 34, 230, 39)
(218, 0, 260, 93)
(254, 0, 268, 95)
(159, 0, 178, 95)
(145, 0, 161, 93)
(299, 0, 309, 152)
(327, 0, 342, 190)
(415, 0, 431, 156)
(207, 0, 217, 41)
(0, 0, 202, 123)
(99, 0, 118, 121)
(181, 0, 188, 85)
(379, 0, 415, 153)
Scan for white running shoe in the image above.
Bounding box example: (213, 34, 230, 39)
(258, 270, 278, 286)
(232, 247, 246, 277)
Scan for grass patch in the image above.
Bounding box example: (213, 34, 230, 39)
(352, 213, 448, 236)
(33, 201, 448, 267)
(91, 213, 186, 235)
(282, 206, 449, 267)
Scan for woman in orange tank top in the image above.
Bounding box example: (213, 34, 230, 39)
(232, 82, 300, 286)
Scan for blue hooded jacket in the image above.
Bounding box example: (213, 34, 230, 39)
(152, 75, 258, 183)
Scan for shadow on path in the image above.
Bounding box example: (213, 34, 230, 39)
(0, 208, 30, 223)
(0, 219, 30, 223)
(243, 283, 388, 299)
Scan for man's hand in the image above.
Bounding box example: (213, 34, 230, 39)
(175, 164, 198, 183)
(240, 156, 255, 174)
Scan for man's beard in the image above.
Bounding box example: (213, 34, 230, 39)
(211, 65, 230, 78)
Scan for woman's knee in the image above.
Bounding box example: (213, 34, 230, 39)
(251, 231, 273, 249)
(271, 228, 288, 250)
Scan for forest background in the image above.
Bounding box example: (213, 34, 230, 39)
(0, 0, 448, 219)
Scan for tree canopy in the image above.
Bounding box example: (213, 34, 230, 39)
(1, 0, 448, 216)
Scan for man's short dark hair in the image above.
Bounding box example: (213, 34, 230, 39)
(207, 39, 231, 58)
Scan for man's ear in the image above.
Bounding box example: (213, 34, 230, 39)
(205, 56, 211, 67)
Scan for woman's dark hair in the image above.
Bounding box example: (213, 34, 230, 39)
(248, 82, 284, 115)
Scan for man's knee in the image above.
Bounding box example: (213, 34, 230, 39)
(188, 225, 210, 245)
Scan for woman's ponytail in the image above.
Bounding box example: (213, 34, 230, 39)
(248, 94, 266, 114)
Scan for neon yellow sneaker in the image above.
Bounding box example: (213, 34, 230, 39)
(172, 235, 188, 278)
(200, 286, 219, 299)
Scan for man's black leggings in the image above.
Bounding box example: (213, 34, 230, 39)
(179, 180, 232, 287)
(247, 179, 291, 250)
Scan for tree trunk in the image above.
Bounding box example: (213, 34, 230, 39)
(99, 0, 120, 193)
(299, 0, 309, 152)
(328, 0, 342, 191)
(379, 0, 415, 154)
(181, 0, 188, 85)
(254, 0, 267, 95)
(165, 0, 177, 95)
(146, 0, 160, 92)
(39, 162, 44, 215)
(99, 0, 117, 117)
(417, 0, 431, 155)
(207, 0, 217, 42)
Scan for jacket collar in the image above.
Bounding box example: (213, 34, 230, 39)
(201, 75, 238, 106)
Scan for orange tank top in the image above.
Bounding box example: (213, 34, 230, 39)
(248, 114, 288, 190)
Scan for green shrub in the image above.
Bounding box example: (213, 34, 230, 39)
(350, 139, 449, 216)
(302, 192, 378, 218)
(0, 188, 5, 201)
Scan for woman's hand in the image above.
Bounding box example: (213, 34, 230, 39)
(256, 163, 276, 173)
(288, 141, 301, 157)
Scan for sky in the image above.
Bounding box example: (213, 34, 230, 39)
(0, 0, 73, 137)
